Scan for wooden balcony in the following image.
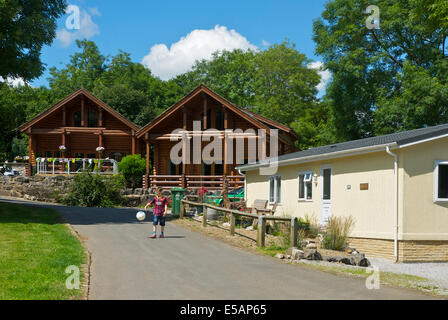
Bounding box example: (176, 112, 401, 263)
(143, 174, 244, 191)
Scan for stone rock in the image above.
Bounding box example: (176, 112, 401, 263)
(222, 222, 231, 227)
(323, 256, 338, 263)
(291, 248, 304, 260)
(275, 253, 285, 260)
(304, 249, 322, 261)
(337, 257, 354, 265)
(286, 255, 291, 260)
(351, 253, 370, 267)
(345, 247, 354, 254)
(305, 243, 317, 249)
(14, 176, 29, 184)
(245, 226, 254, 231)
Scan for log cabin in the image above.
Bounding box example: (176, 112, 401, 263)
(137, 84, 299, 190)
(19, 88, 141, 174)
(19, 85, 299, 190)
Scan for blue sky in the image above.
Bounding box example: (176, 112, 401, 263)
(31, 0, 330, 89)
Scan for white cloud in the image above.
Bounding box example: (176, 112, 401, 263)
(142, 25, 258, 80)
(56, 7, 100, 47)
(0, 77, 27, 87)
(308, 61, 331, 93)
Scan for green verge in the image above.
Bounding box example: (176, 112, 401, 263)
(0, 202, 86, 300)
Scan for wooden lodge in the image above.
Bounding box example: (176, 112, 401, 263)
(19, 88, 141, 172)
(137, 84, 298, 190)
(19, 85, 299, 190)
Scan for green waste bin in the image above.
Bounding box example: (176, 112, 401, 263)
(171, 187, 185, 214)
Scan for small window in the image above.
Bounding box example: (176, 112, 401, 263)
(298, 171, 313, 201)
(434, 161, 448, 201)
(88, 109, 98, 127)
(74, 111, 81, 127)
(269, 175, 281, 204)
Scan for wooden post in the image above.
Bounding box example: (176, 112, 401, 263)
(99, 107, 103, 127)
(202, 205, 207, 227)
(230, 212, 235, 236)
(180, 201, 185, 219)
(81, 95, 85, 127)
(131, 130, 136, 155)
(145, 138, 150, 175)
(62, 105, 66, 126)
(203, 95, 207, 130)
(257, 215, 266, 247)
(290, 217, 298, 248)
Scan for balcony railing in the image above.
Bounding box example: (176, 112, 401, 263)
(144, 174, 244, 191)
(35, 158, 118, 175)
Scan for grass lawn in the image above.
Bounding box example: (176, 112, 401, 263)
(0, 202, 86, 300)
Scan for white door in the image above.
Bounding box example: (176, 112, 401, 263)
(320, 166, 332, 225)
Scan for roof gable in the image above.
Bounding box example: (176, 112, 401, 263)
(136, 84, 292, 140)
(19, 88, 139, 132)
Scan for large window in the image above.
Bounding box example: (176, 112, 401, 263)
(73, 111, 81, 127)
(434, 160, 448, 201)
(88, 109, 98, 127)
(269, 175, 281, 204)
(298, 171, 313, 201)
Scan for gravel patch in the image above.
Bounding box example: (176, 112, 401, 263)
(369, 257, 448, 292)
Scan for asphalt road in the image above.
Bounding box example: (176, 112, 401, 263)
(1, 198, 434, 300)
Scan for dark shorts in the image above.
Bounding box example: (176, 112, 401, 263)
(153, 214, 166, 226)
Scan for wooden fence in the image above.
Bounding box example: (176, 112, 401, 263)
(180, 199, 299, 248)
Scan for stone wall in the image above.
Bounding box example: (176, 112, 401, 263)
(0, 175, 153, 207)
(349, 237, 448, 262)
(0, 175, 74, 203)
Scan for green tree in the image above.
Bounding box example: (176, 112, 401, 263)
(0, 0, 67, 81)
(49, 40, 106, 97)
(313, 0, 448, 141)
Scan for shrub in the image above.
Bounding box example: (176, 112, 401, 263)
(322, 216, 355, 251)
(61, 172, 125, 207)
(303, 213, 320, 238)
(118, 154, 147, 188)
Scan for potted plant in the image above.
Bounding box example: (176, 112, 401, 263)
(96, 146, 105, 157)
(59, 145, 67, 158)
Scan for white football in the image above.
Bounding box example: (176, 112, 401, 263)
(136, 211, 146, 221)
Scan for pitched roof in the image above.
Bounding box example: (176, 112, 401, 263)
(19, 88, 140, 132)
(136, 84, 296, 143)
(237, 124, 448, 170)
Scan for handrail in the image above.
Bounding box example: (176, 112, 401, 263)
(180, 199, 298, 249)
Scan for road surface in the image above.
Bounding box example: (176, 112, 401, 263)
(0, 198, 434, 300)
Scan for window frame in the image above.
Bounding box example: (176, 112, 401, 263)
(298, 171, 313, 202)
(269, 175, 281, 205)
(434, 160, 448, 202)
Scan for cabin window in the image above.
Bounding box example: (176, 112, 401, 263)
(298, 171, 313, 201)
(202, 163, 212, 175)
(269, 175, 281, 204)
(88, 109, 98, 127)
(74, 111, 82, 127)
(215, 164, 223, 175)
(201, 109, 212, 129)
(434, 161, 448, 201)
(215, 108, 224, 130)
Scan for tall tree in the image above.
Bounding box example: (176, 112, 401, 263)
(173, 42, 326, 149)
(314, 0, 448, 141)
(0, 0, 67, 81)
